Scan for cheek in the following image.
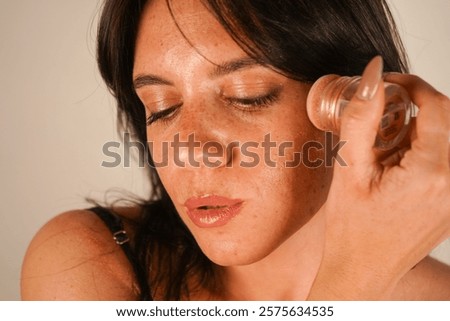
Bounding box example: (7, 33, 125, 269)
(252, 114, 331, 219)
(147, 141, 177, 194)
(258, 156, 330, 215)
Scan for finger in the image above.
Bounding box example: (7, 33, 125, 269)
(376, 116, 416, 164)
(380, 146, 408, 167)
(384, 73, 444, 106)
(385, 74, 450, 168)
(337, 56, 385, 180)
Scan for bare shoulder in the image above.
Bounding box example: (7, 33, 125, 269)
(391, 256, 450, 300)
(21, 208, 141, 300)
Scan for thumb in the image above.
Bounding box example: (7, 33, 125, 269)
(337, 56, 385, 179)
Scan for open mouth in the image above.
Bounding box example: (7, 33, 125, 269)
(197, 205, 227, 210)
(184, 195, 244, 228)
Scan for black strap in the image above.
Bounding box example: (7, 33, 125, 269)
(89, 206, 153, 300)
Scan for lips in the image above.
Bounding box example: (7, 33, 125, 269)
(184, 195, 244, 228)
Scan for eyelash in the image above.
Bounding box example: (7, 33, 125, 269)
(146, 103, 182, 126)
(223, 89, 280, 110)
(146, 89, 281, 126)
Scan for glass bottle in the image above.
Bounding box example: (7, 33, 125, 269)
(306, 74, 413, 151)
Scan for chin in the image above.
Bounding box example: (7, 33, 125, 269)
(195, 235, 282, 267)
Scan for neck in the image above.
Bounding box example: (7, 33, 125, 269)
(217, 211, 326, 300)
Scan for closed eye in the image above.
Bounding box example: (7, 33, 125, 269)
(224, 88, 281, 110)
(146, 103, 182, 126)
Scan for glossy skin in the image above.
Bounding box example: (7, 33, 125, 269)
(133, 0, 331, 270)
(21, 0, 450, 300)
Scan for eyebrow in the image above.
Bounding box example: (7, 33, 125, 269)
(133, 57, 261, 89)
(133, 74, 173, 89)
(209, 57, 261, 78)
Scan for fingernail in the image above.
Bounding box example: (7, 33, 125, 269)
(356, 56, 383, 100)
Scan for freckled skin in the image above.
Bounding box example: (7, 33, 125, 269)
(134, 0, 332, 269)
(20, 0, 450, 302)
(136, 0, 333, 262)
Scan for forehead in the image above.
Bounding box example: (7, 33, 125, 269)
(133, 0, 246, 75)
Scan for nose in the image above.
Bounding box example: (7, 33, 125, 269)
(171, 101, 238, 169)
(172, 100, 243, 168)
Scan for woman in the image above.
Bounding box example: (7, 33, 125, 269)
(21, 0, 450, 300)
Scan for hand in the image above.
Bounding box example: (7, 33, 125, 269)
(308, 57, 450, 300)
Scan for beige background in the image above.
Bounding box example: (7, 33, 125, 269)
(1, 0, 449, 300)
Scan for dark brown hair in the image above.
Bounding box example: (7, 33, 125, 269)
(97, 0, 409, 300)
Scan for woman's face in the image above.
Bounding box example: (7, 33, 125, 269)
(133, 0, 332, 266)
